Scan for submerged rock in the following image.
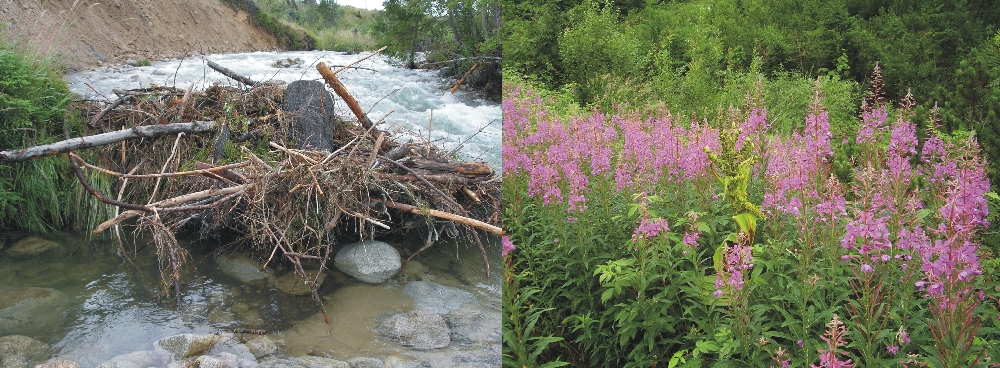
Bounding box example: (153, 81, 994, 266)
(297, 356, 349, 368)
(215, 252, 272, 283)
(346, 357, 385, 368)
(334, 240, 401, 283)
(0, 335, 49, 366)
(155, 333, 225, 359)
(275, 271, 327, 295)
(402, 281, 476, 314)
(446, 305, 502, 346)
(94, 350, 170, 368)
(377, 310, 451, 350)
(0, 287, 69, 336)
(35, 359, 82, 368)
(5, 236, 61, 258)
(244, 334, 278, 358)
(283, 80, 337, 151)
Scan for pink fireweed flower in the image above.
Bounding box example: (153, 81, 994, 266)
(632, 216, 670, 242)
(812, 314, 853, 368)
(841, 208, 891, 254)
(771, 347, 791, 368)
(887, 345, 899, 355)
(715, 235, 754, 297)
(856, 102, 888, 145)
(682, 231, 700, 248)
(501, 236, 515, 257)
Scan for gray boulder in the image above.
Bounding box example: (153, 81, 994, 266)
(446, 305, 501, 346)
(283, 80, 337, 151)
(6, 236, 61, 258)
(377, 310, 450, 351)
(215, 253, 272, 283)
(334, 240, 401, 283)
(0, 287, 69, 336)
(244, 334, 278, 358)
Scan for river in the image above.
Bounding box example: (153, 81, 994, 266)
(1, 51, 501, 367)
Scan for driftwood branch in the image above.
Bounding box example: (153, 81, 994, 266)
(379, 198, 504, 235)
(70, 153, 249, 180)
(0, 121, 216, 163)
(207, 60, 260, 87)
(316, 62, 385, 149)
(402, 157, 494, 178)
(333, 46, 387, 75)
(449, 62, 479, 94)
(89, 95, 132, 127)
(93, 184, 251, 234)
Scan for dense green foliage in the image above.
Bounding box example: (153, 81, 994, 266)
(504, 0, 1000, 183)
(0, 39, 112, 233)
(372, 0, 501, 66)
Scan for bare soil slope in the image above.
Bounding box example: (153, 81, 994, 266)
(0, 0, 278, 71)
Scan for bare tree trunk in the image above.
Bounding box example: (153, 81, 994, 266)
(480, 2, 489, 40)
(447, 7, 463, 45)
(0, 121, 216, 163)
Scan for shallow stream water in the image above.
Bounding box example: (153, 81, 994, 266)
(0, 231, 500, 367)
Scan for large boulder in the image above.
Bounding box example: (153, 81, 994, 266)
(376, 310, 450, 351)
(0, 287, 69, 336)
(215, 252, 273, 283)
(283, 80, 337, 151)
(5, 236, 61, 258)
(244, 334, 278, 358)
(0, 335, 49, 367)
(334, 240, 401, 283)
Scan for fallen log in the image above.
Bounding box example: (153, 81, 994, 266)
(377, 198, 504, 235)
(316, 62, 385, 149)
(333, 46, 387, 75)
(0, 121, 217, 163)
(207, 60, 260, 87)
(449, 62, 479, 94)
(402, 157, 494, 178)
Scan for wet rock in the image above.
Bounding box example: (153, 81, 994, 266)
(35, 359, 82, 368)
(257, 356, 308, 368)
(94, 350, 170, 368)
(402, 281, 476, 314)
(383, 356, 429, 368)
(215, 252, 272, 283)
(275, 271, 327, 296)
(0, 288, 69, 336)
(283, 80, 337, 151)
(334, 240, 401, 283)
(377, 310, 450, 350)
(446, 305, 502, 346)
(6, 236, 61, 258)
(125, 59, 137, 66)
(347, 357, 384, 368)
(0, 335, 49, 366)
(155, 333, 225, 359)
(195, 352, 253, 368)
(297, 356, 349, 368)
(244, 334, 278, 358)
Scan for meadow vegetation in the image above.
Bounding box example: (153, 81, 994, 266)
(502, 0, 1000, 366)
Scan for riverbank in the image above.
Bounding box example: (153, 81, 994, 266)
(0, 0, 279, 73)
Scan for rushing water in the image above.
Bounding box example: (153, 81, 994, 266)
(65, 50, 501, 169)
(18, 51, 504, 367)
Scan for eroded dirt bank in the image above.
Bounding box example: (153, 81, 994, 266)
(0, 0, 278, 72)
